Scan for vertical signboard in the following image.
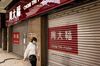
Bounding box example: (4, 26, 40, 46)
(48, 24, 78, 54)
(12, 32, 20, 44)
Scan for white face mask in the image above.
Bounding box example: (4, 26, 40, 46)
(32, 40, 36, 44)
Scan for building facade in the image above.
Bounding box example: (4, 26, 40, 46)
(3, 0, 100, 66)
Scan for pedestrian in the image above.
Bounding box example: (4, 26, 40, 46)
(23, 37, 38, 66)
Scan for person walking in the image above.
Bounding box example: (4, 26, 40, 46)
(23, 37, 38, 66)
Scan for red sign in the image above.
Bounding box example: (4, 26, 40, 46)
(6, 0, 74, 26)
(48, 25, 78, 54)
(12, 32, 20, 44)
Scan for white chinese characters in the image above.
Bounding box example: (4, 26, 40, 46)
(51, 30, 72, 40)
(9, 5, 21, 20)
(41, 0, 60, 5)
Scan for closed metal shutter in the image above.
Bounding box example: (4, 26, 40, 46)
(13, 21, 28, 56)
(48, 0, 100, 66)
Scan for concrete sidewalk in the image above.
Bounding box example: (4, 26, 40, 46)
(0, 48, 31, 66)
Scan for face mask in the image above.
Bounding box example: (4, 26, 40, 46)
(32, 40, 36, 44)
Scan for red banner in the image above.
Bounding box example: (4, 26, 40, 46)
(6, 0, 74, 26)
(48, 25, 78, 54)
(12, 32, 20, 44)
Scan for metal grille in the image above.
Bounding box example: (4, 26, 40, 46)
(48, 0, 100, 66)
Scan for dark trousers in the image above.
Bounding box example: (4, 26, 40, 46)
(29, 55, 37, 66)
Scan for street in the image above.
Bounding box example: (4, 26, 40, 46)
(0, 48, 31, 66)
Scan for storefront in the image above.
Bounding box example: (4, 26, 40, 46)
(6, 0, 100, 66)
(6, 16, 43, 66)
(6, 0, 74, 66)
(6, 8, 43, 66)
(48, 0, 100, 66)
(11, 17, 41, 66)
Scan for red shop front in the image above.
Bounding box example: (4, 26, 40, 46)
(6, 0, 74, 66)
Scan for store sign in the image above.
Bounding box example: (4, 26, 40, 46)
(6, 0, 74, 26)
(12, 32, 20, 44)
(9, 5, 21, 21)
(23, 0, 60, 10)
(48, 25, 78, 54)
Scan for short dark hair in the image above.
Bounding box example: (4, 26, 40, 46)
(31, 37, 37, 42)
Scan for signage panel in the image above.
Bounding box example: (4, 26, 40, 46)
(12, 32, 20, 44)
(48, 25, 78, 54)
(6, 0, 74, 26)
